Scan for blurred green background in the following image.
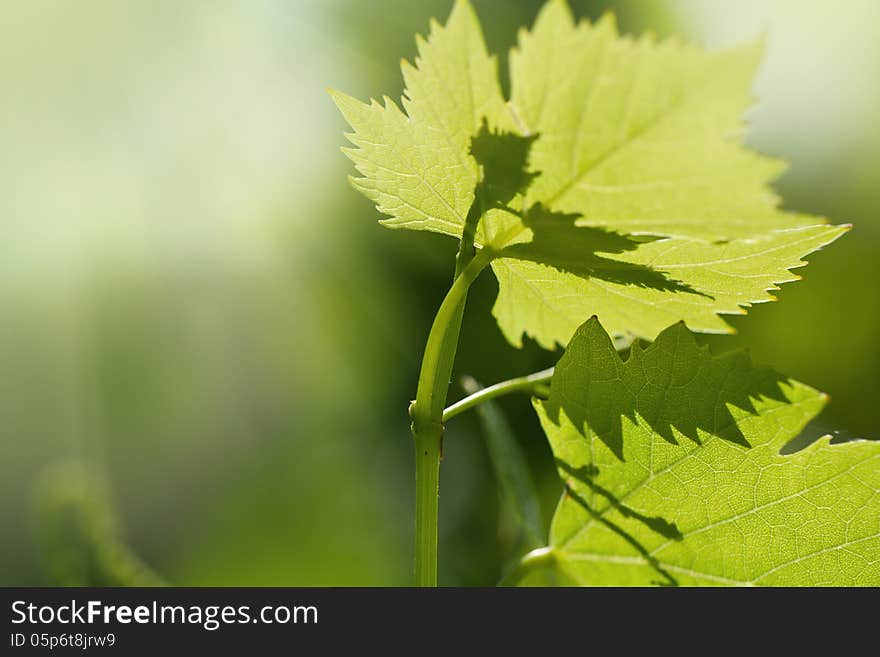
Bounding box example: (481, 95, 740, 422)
(1, 0, 877, 586)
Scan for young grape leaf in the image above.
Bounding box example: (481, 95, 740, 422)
(329, 0, 510, 239)
(530, 318, 879, 586)
(493, 224, 848, 348)
(332, 0, 847, 345)
(510, 3, 812, 240)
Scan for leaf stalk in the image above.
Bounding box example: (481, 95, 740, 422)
(443, 368, 554, 423)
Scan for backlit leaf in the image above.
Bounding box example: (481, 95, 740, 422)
(531, 318, 880, 586)
(332, 0, 847, 345)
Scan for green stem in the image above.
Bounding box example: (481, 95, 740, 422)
(411, 249, 495, 431)
(413, 426, 442, 587)
(443, 368, 555, 423)
(498, 546, 556, 587)
(409, 248, 495, 586)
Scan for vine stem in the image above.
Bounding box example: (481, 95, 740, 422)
(443, 368, 555, 423)
(410, 247, 495, 586)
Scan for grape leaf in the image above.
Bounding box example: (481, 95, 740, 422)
(493, 224, 848, 348)
(510, 4, 811, 240)
(329, 0, 510, 239)
(530, 318, 880, 586)
(331, 0, 847, 345)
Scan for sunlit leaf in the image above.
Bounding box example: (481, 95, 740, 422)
(532, 318, 880, 586)
(330, 0, 509, 239)
(332, 0, 846, 345)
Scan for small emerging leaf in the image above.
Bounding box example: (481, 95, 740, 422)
(532, 318, 880, 586)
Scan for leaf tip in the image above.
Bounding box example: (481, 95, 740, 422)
(326, 87, 346, 108)
(598, 10, 619, 33)
(427, 18, 442, 36)
(328, 88, 372, 125)
(666, 320, 699, 345)
(537, 0, 575, 30)
(451, 0, 476, 15)
(327, 87, 354, 105)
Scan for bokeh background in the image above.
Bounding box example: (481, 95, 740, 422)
(1, 0, 878, 586)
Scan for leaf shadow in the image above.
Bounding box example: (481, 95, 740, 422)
(470, 121, 539, 210)
(561, 482, 679, 587)
(503, 204, 707, 296)
(542, 320, 794, 461)
(467, 123, 707, 298)
(556, 460, 683, 541)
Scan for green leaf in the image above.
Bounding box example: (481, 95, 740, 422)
(510, 3, 809, 240)
(330, 0, 509, 239)
(332, 0, 847, 345)
(532, 318, 880, 586)
(493, 224, 848, 348)
(489, 0, 845, 346)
